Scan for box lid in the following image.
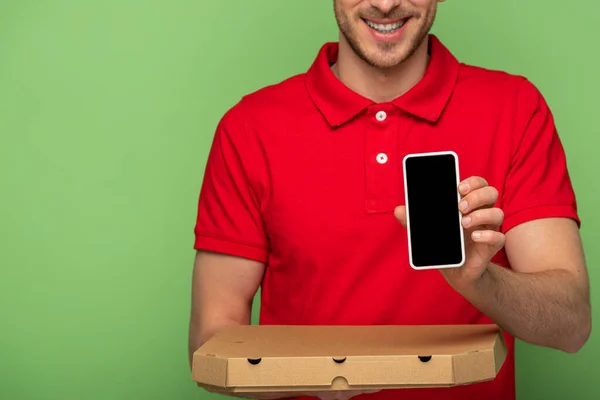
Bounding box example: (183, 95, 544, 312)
(192, 324, 507, 393)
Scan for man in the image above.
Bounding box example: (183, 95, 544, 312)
(188, 1, 592, 399)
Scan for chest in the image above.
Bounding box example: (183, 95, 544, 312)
(257, 109, 512, 256)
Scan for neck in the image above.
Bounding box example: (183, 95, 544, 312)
(331, 36, 430, 103)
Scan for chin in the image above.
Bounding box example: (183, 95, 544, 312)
(335, 0, 436, 70)
(350, 19, 428, 69)
(362, 47, 413, 69)
(356, 38, 422, 69)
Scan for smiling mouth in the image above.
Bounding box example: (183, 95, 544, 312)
(362, 18, 408, 34)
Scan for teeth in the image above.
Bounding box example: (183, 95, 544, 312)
(365, 19, 405, 33)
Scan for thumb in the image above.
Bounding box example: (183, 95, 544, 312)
(394, 205, 407, 227)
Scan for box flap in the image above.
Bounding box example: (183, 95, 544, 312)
(192, 324, 507, 393)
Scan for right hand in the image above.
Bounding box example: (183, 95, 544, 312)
(306, 390, 381, 400)
(203, 386, 380, 400)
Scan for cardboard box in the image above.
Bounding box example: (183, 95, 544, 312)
(192, 324, 507, 395)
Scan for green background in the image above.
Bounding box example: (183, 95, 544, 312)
(0, 1, 597, 399)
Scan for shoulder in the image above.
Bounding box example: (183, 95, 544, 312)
(224, 73, 308, 121)
(458, 63, 543, 100)
(241, 73, 308, 108)
(455, 63, 549, 120)
(217, 73, 309, 130)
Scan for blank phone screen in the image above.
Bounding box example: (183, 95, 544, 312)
(404, 153, 464, 268)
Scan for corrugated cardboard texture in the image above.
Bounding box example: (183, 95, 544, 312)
(192, 324, 507, 393)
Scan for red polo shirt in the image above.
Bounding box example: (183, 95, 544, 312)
(193, 35, 579, 400)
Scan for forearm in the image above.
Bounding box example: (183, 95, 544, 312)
(188, 316, 247, 368)
(462, 263, 591, 353)
(192, 322, 302, 400)
(207, 390, 303, 400)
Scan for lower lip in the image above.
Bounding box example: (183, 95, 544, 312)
(364, 18, 409, 42)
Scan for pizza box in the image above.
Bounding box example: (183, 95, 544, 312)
(192, 324, 507, 394)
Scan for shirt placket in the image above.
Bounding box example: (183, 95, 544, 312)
(364, 104, 401, 214)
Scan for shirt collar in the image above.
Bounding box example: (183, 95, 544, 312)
(305, 34, 460, 127)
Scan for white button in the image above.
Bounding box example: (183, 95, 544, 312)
(376, 153, 388, 164)
(375, 111, 387, 121)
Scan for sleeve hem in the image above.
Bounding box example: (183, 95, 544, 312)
(501, 204, 580, 233)
(193, 234, 269, 264)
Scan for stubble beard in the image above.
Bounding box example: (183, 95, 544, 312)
(334, 4, 437, 70)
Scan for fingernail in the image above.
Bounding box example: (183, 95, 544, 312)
(459, 183, 469, 193)
(462, 216, 471, 226)
(459, 201, 468, 211)
(472, 231, 482, 239)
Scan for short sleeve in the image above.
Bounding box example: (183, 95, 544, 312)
(193, 102, 269, 263)
(500, 79, 580, 233)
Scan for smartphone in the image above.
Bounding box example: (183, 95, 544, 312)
(402, 151, 465, 270)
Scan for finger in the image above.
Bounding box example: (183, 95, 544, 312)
(394, 205, 407, 227)
(462, 207, 504, 230)
(360, 390, 382, 395)
(459, 186, 499, 214)
(458, 176, 488, 196)
(318, 391, 345, 400)
(318, 390, 381, 400)
(471, 230, 506, 252)
(317, 392, 336, 400)
(471, 231, 506, 262)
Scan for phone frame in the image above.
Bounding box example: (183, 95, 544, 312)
(402, 150, 466, 270)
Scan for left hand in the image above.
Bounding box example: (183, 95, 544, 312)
(394, 176, 506, 291)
